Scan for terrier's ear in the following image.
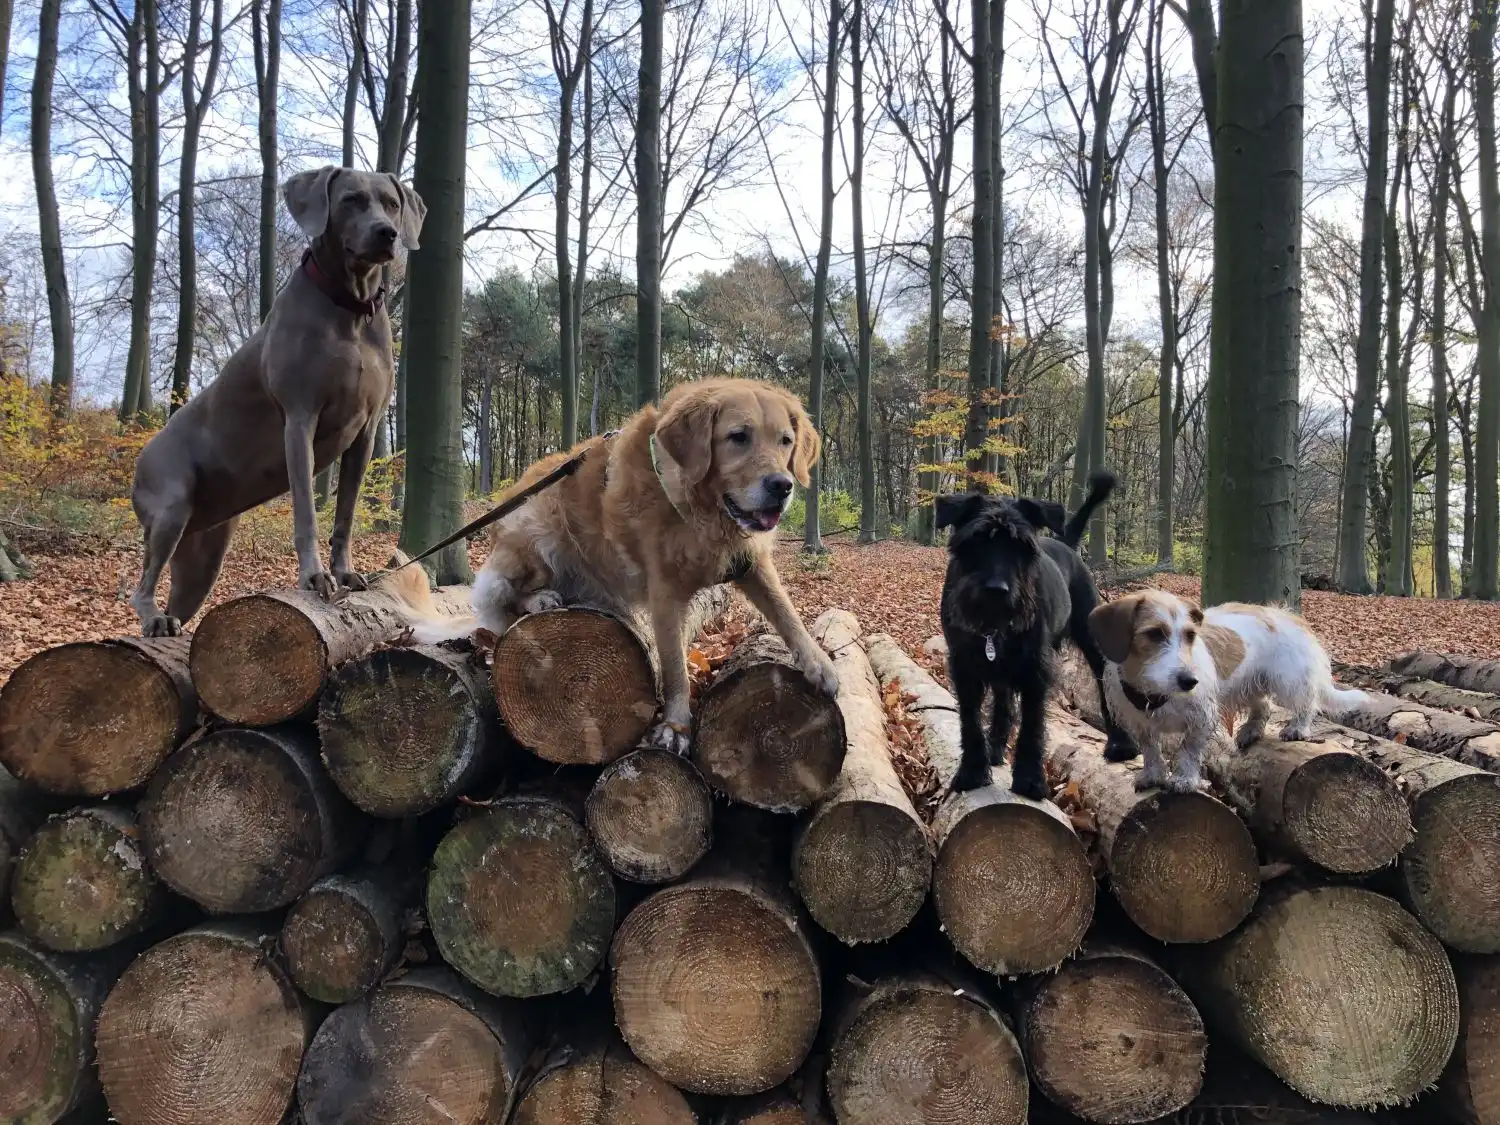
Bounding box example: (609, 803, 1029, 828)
(1089, 597, 1141, 664)
(935, 493, 985, 532)
(1012, 497, 1068, 537)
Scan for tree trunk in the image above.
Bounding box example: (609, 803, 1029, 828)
(986, 0, 1007, 481)
(376, 0, 413, 174)
(1174, 0, 1217, 152)
(553, 0, 592, 448)
(392, 313, 409, 510)
(0, 0, 11, 123)
(399, 0, 474, 583)
(253, 0, 281, 324)
(635, 0, 663, 407)
(279, 866, 420, 1004)
(849, 1, 876, 540)
(96, 921, 313, 1125)
(140, 725, 363, 913)
(1383, 38, 1415, 594)
(513, 1012, 696, 1125)
(477, 375, 493, 493)
(1472, 0, 1500, 599)
(341, 0, 366, 166)
(0, 635, 196, 797)
(586, 748, 713, 884)
(965, 0, 994, 485)
(1336, 0, 1395, 593)
(1433, 63, 1457, 598)
(1201, 0, 1304, 606)
(1175, 885, 1457, 1108)
(121, 0, 161, 422)
(32, 0, 73, 412)
(1147, 0, 1175, 565)
(169, 0, 226, 413)
(806, 0, 840, 552)
(429, 790, 616, 997)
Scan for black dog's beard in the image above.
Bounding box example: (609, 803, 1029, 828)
(946, 576, 1038, 635)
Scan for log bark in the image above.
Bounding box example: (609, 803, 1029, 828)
(317, 642, 504, 816)
(585, 748, 713, 883)
(825, 973, 1028, 1125)
(694, 631, 847, 812)
(1331, 688, 1500, 773)
(1046, 705, 1260, 944)
(0, 931, 128, 1123)
(610, 824, 822, 1096)
(11, 805, 164, 953)
(189, 583, 471, 725)
(792, 611, 930, 944)
(864, 632, 1095, 972)
(1175, 885, 1459, 1108)
(428, 791, 616, 997)
(297, 967, 537, 1125)
(0, 635, 196, 795)
(280, 866, 420, 1004)
(96, 921, 313, 1125)
(1390, 650, 1500, 695)
(1015, 940, 1206, 1124)
(1443, 955, 1500, 1125)
(494, 587, 731, 765)
(140, 725, 363, 913)
(1387, 678, 1500, 724)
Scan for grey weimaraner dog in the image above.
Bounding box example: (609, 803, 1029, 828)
(128, 166, 426, 636)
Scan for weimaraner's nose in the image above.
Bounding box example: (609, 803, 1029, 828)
(376, 223, 398, 244)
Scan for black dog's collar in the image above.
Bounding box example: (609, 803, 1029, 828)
(1121, 680, 1172, 714)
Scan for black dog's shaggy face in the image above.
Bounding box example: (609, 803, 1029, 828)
(937, 493, 1063, 630)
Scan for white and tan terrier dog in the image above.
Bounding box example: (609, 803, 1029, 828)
(1088, 590, 1366, 793)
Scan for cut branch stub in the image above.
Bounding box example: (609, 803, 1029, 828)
(0, 636, 195, 796)
(694, 632, 847, 812)
(585, 749, 713, 883)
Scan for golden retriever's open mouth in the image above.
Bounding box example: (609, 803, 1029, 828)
(723, 494, 784, 533)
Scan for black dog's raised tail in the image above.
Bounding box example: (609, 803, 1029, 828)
(1062, 469, 1117, 549)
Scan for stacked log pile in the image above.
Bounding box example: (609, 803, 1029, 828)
(0, 572, 1493, 1125)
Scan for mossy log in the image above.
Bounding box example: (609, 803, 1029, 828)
(585, 749, 713, 883)
(280, 866, 420, 1004)
(296, 967, 537, 1125)
(1390, 651, 1500, 695)
(317, 642, 504, 817)
(693, 631, 846, 812)
(0, 931, 128, 1124)
(825, 973, 1028, 1125)
(140, 725, 363, 913)
(11, 805, 163, 952)
(864, 631, 1094, 972)
(190, 583, 472, 725)
(1443, 955, 1500, 1125)
(511, 1015, 696, 1125)
(1332, 688, 1500, 773)
(494, 587, 731, 765)
(1045, 705, 1259, 944)
(1175, 885, 1459, 1108)
(0, 635, 196, 795)
(96, 920, 313, 1125)
(791, 611, 930, 944)
(1015, 940, 1207, 1124)
(428, 790, 616, 997)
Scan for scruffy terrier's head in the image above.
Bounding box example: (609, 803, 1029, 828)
(936, 492, 1066, 631)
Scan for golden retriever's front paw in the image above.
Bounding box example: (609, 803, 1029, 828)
(647, 720, 692, 756)
(520, 589, 563, 614)
(797, 651, 840, 697)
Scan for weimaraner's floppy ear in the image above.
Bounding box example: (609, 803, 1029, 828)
(655, 385, 720, 485)
(388, 173, 427, 251)
(284, 166, 341, 241)
(1089, 596, 1141, 665)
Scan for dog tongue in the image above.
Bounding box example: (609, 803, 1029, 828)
(752, 509, 782, 531)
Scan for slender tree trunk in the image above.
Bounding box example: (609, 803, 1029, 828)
(1432, 67, 1457, 599)
(573, 51, 594, 402)
(1335, 0, 1395, 593)
(1383, 32, 1414, 596)
(398, 0, 472, 583)
(635, 0, 664, 407)
(343, 0, 367, 166)
(806, 0, 841, 553)
(987, 0, 1006, 481)
(478, 377, 493, 494)
(965, 0, 994, 484)
(377, 0, 412, 173)
(1176, 0, 1217, 153)
(253, 0, 281, 325)
(1147, 0, 1174, 564)
(1472, 0, 1500, 600)
(121, 0, 160, 423)
(0, 0, 12, 123)
(169, 0, 226, 413)
(1201, 0, 1304, 607)
(33, 0, 73, 413)
(850, 0, 875, 542)
(553, 0, 593, 449)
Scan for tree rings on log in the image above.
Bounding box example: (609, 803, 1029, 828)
(611, 862, 822, 1095)
(318, 644, 502, 816)
(12, 805, 162, 952)
(825, 976, 1028, 1125)
(140, 726, 361, 913)
(586, 749, 713, 883)
(1178, 885, 1458, 1108)
(694, 633, 846, 812)
(493, 607, 659, 764)
(280, 869, 415, 1004)
(1443, 955, 1500, 1125)
(297, 968, 535, 1125)
(513, 1036, 696, 1125)
(1016, 943, 1206, 1124)
(428, 794, 616, 997)
(0, 636, 195, 796)
(96, 923, 309, 1125)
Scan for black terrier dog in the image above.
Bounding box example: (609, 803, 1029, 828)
(938, 469, 1136, 798)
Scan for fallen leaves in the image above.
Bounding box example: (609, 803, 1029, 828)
(878, 677, 941, 820)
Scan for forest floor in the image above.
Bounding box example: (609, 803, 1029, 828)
(4, 529, 1500, 687)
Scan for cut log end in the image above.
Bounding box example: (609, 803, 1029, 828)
(1019, 947, 1206, 1124)
(318, 645, 498, 817)
(827, 980, 1028, 1125)
(0, 637, 193, 795)
(97, 926, 307, 1125)
(794, 800, 930, 944)
(932, 788, 1094, 975)
(0, 935, 94, 1123)
(428, 795, 616, 998)
(1403, 771, 1500, 953)
(1278, 749, 1413, 874)
(190, 593, 329, 724)
(1444, 956, 1500, 1125)
(612, 879, 821, 1096)
(585, 749, 713, 884)
(12, 807, 160, 952)
(280, 877, 404, 1005)
(513, 1042, 696, 1125)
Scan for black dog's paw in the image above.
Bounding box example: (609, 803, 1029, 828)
(985, 738, 1007, 766)
(1010, 769, 1049, 802)
(1104, 736, 1140, 763)
(950, 760, 992, 792)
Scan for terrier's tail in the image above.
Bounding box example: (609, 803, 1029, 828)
(1320, 684, 1368, 717)
(1062, 469, 1118, 550)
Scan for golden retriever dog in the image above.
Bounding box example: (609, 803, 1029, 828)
(401, 377, 840, 753)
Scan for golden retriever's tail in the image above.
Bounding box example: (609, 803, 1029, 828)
(371, 551, 480, 644)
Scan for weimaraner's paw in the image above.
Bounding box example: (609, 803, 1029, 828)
(647, 720, 692, 757)
(300, 569, 338, 600)
(335, 568, 368, 592)
(1163, 772, 1209, 795)
(1133, 767, 1168, 793)
(795, 649, 841, 697)
(141, 614, 182, 638)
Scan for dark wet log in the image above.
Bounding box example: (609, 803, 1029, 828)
(512, 1012, 695, 1125)
(279, 866, 420, 1004)
(585, 749, 713, 883)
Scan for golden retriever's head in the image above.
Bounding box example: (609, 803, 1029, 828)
(654, 378, 820, 533)
(1088, 589, 1205, 697)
